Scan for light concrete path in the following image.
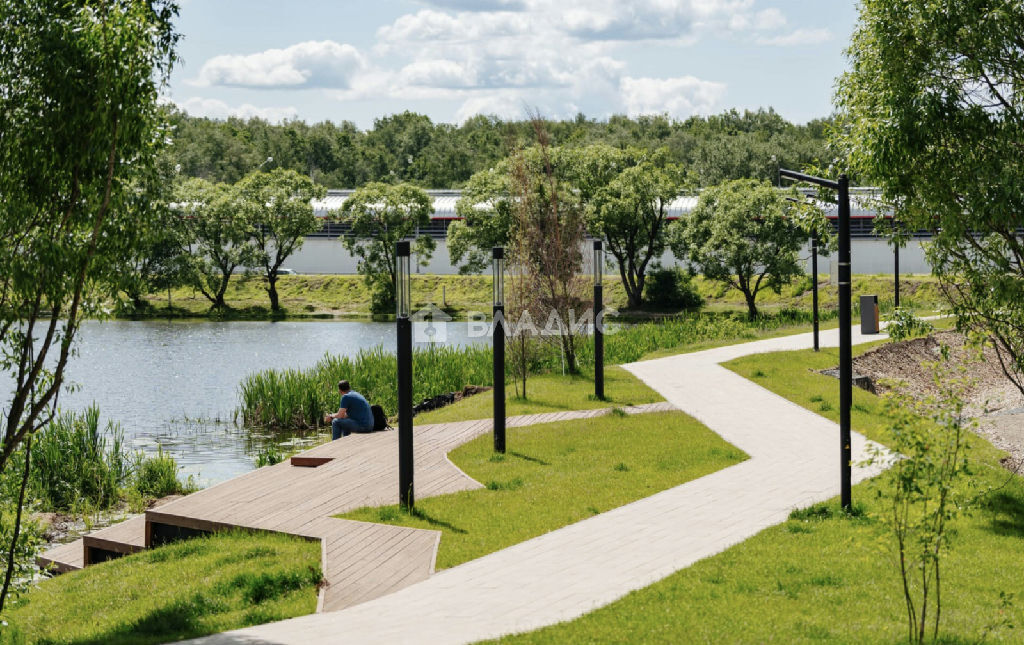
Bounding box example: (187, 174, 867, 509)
(185, 326, 889, 645)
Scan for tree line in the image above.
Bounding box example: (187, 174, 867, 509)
(165, 107, 833, 190)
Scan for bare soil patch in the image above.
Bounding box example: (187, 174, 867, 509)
(848, 331, 1024, 470)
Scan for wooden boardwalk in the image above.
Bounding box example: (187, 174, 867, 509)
(38, 402, 674, 612)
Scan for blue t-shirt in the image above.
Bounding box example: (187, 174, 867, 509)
(340, 391, 373, 429)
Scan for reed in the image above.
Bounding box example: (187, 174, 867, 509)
(29, 406, 129, 512)
(239, 344, 493, 429)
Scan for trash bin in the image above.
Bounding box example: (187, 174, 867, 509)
(860, 295, 879, 334)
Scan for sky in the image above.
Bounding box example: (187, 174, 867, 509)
(168, 0, 859, 129)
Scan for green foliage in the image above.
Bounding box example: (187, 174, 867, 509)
(587, 146, 688, 308)
(835, 0, 1024, 395)
(886, 308, 935, 343)
(0, 0, 178, 611)
(165, 107, 830, 190)
(339, 182, 435, 313)
(642, 266, 704, 310)
(866, 357, 976, 644)
(670, 179, 808, 319)
(174, 177, 261, 310)
(341, 411, 746, 569)
(1, 530, 321, 644)
(30, 407, 129, 512)
(132, 447, 193, 499)
(254, 446, 284, 468)
(237, 168, 327, 311)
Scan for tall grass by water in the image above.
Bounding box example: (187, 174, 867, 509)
(21, 406, 195, 513)
(239, 344, 494, 429)
(239, 311, 820, 431)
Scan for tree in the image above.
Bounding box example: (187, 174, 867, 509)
(586, 146, 686, 309)
(176, 178, 257, 310)
(835, 0, 1024, 395)
(115, 156, 190, 311)
(237, 169, 326, 312)
(0, 0, 178, 615)
(449, 165, 516, 274)
(339, 182, 435, 313)
(670, 179, 805, 319)
(508, 123, 589, 375)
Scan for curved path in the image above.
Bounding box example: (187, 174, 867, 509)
(187, 325, 888, 645)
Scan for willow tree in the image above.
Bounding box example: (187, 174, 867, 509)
(237, 168, 326, 312)
(835, 0, 1024, 394)
(339, 182, 434, 313)
(670, 179, 805, 319)
(0, 0, 179, 613)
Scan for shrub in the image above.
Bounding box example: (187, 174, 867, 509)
(132, 447, 193, 498)
(643, 266, 704, 310)
(885, 307, 935, 342)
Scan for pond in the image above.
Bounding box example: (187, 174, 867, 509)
(21, 319, 488, 487)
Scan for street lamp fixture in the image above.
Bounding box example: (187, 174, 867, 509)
(396, 240, 413, 509)
(780, 168, 853, 511)
(492, 247, 506, 453)
(593, 239, 605, 401)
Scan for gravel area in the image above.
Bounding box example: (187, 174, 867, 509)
(849, 331, 1024, 471)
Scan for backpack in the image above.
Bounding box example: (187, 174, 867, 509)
(370, 404, 390, 432)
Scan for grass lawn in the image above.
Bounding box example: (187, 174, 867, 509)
(489, 344, 1024, 644)
(134, 273, 945, 321)
(414, 366, 663, 424)
(341, 410, 747, 570)
(2, 531, 322, 645)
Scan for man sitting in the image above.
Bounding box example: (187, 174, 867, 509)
(324, 380, 373, 439)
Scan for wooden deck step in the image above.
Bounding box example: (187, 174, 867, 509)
(37, 538, 84, 574)
(82, 516, 147, 565)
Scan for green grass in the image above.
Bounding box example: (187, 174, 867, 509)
(340, 411, 747, 569)
(491, 344, 1024, 644)
(2, 530, 322, 645)
(414, 367, 662, 424)
(135, 273, 946, 320)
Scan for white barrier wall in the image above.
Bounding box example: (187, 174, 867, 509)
(286, 237, 934, 276)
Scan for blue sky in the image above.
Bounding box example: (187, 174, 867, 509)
(169, 0, 858, 128)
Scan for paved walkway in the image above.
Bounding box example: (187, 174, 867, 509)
(187, 326, 889, 645)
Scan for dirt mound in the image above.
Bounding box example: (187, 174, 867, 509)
(849, 331, 1024, 470)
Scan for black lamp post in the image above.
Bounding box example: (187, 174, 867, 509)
(893, 219, 901, 310)
(593, 239, 605, 401)
(781, 169, 853, 511)
(811, 230, 820, 352)
(492, 247, 506, 454)
(396, 240, 414, 509)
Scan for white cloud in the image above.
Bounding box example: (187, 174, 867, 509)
(176, 97, 299, 123)
(756, 27, 831, 47)
(421, 0, 527, 10)
(194, 40, 366, 89)
(619, 76, 726, 117)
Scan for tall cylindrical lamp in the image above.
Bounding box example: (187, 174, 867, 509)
(396, 240, 414, 509)
(492, 247, 506, 453)
(593, 239, 605, 401)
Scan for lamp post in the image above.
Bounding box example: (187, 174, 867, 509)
(492, 247, 506, 454)
(893, 219, 901, 310)
(811, 230, 820, 352)
(396, 240, 414, 509)
(780, 168, 853, 511)
(593, 239, 605, 401)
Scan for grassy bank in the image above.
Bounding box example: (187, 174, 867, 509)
(490, 345, 1024, 644)
(134, 273, 944, 320)
(341, 410, 747, 569)
(1, 530, 322, 645)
